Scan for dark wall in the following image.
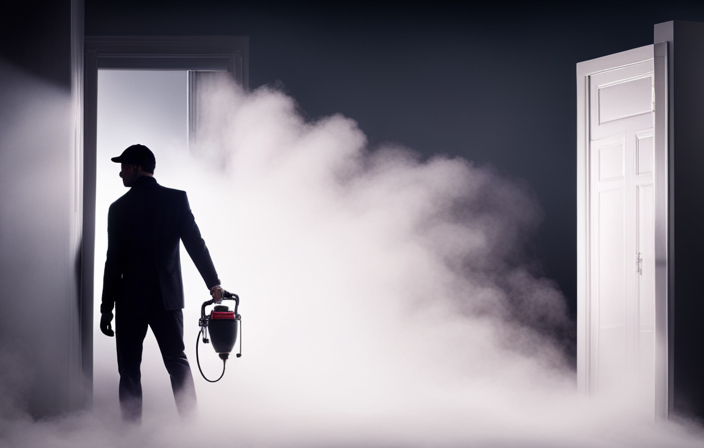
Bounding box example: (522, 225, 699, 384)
(0, 0, 84, 417)
(658, 20, 704, 422)
(84, 1, 704, 336)
(1, 2, 73, 88)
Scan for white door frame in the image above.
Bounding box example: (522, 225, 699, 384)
(82, 36, 248, 400)
(576, 43, 669, 418)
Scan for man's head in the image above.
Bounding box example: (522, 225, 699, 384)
(111, 144, 156, 187)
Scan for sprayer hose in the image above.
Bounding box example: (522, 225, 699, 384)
(196, 329, 227, 383)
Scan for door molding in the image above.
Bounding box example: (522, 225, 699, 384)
(82, 36, 248, 401)
(652, 42, 669, 419)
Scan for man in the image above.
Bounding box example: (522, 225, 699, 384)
(100, 144, 224, 422)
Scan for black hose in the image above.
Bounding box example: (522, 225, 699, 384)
(196, 329, 226, 383)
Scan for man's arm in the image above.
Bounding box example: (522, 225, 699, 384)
(179, 192, 221, 290)
(99, 204, 121, 336)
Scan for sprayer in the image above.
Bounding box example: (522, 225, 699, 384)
(196, 290, 242, 382)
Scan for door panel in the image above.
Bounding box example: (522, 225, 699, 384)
(590, 60, 654, 140)
(587, 55, 655, 412)
(591, 136, 629, 394)
(598, 75, 652, 124)
(596, 187, 627, 329)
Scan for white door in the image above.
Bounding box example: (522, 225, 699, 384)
(577, 44, 668, 418)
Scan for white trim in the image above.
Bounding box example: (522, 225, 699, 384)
(652, 41, 669, 419)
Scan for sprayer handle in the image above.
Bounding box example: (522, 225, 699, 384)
(224, 291, 240, 315)
(201, 291, 240, 317)
(200, 299, 215, 317)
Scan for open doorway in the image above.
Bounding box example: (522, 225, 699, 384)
(83, 37, 248, 404)
(93, 70, 195, 413)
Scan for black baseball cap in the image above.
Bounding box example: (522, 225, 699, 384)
(111, 144, 156, 172)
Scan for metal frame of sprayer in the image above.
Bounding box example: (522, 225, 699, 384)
(196, 291, 242, 383)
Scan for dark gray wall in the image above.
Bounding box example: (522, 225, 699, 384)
(656, 20, 704, 422)
(0, 0, 85, 416)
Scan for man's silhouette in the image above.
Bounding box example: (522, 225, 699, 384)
(100, 144, 223, 422)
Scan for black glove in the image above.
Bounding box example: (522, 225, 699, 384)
(100, 313, 115, 337)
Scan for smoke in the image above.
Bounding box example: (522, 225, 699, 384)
(2, 73, 704, 447)
(0, 58, 83, 417)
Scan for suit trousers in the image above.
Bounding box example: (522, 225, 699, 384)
(115, 309, 197, 422)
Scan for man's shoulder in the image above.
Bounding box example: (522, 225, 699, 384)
(155, 184, 188, 201)
(116, 181, 186, 198)
(157, 184, 186, 195)
(109, 190, 131, 210)
(108, 181, 188, 213)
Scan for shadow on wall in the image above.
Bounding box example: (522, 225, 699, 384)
(0, 59, 82, 417)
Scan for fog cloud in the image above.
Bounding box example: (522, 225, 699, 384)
(2, 74, 703, 447)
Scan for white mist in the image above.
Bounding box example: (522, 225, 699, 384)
(1, 71, 703, 448)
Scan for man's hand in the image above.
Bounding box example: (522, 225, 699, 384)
(210, 285, 224, 302)
(100, 313, 115, 337)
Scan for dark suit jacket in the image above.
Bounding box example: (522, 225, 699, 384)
(101, 176, 220, 315)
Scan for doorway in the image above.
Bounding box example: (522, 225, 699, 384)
(576, 43, 669, 418)
(82, 36, 248, 403)
(93, 70, 192, 410)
